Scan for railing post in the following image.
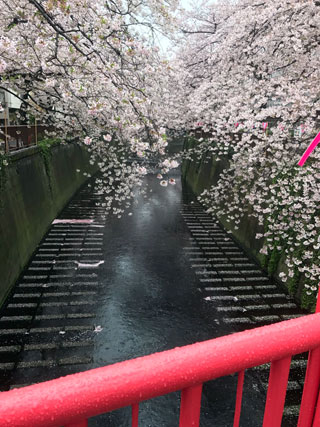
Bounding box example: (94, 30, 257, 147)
(298, 287, 320, 427)
(312, 393, 320, 427)
(298, 347, 320, 427)
(233, 370, 245, 427)
(263, 356, 291, 427)
(132, 403, 139, 427)
(179, 384, 203, 427)
(65, 420, 88, 427)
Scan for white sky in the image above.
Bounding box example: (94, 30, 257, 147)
(156, 0, 216, 55)
(179, 0, 194, 9)
(156, 0, 194, 54)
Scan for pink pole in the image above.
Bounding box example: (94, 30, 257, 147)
(65, 421, 88, 427)
(298, 348, 320, 427)
(316, 286, 320, 313)
(298, 132, 320, 166)
(298, 135, 320, 425)
(179, 384, 203, 427)
(233, 370, 245, 427)
(312, 393, 320, 426)
(263, 357, 291, 427)
(131, 404, 139, 427)
(298, 286, 320, 426)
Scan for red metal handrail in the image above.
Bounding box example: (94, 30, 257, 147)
(1, 314, 320, 426)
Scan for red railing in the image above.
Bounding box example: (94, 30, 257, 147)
(1, 314, 320, 426)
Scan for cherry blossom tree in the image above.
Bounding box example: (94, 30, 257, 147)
(0, 0, 181, 215)
(1, 0, 320, 307)
(175, 0, 320, 308)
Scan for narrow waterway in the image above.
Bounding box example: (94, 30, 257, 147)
(0, 170, 307, 426)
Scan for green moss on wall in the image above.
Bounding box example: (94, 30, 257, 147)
(181, 137, 305, 308)
(0, 142, 98, 307)
(268, 247, 282, 276)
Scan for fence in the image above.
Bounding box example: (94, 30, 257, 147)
(1, 313, 320, 426)
(0, 125, 49, 153)
(0, 143, 319, 426)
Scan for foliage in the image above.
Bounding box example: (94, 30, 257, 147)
(37, 137, 60, 193)
(37, 137, 60, 150)
(1, 0, 320, 304)
(175, 0, 320, 305)
(0, 0, 182, 217)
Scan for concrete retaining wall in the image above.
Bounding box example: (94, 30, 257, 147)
(0, 142, 97, 306)
(182, 137, 303, 304)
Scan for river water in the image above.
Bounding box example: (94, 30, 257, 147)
(83, 171, 266, 426)
(0, 169, 305, 426)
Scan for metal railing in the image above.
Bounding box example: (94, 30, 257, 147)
(1, 313, 320, 426)
(0, 125, 49, 153)
(0, 126, 318, 427)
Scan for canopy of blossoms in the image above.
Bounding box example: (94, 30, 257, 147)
(0, 0, 182, 214)
(174, 0, 320, 308)
(1, 0, 319, 307)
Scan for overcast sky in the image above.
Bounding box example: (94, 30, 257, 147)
(156, 0, 193, 54)
(179, 0, 193, 9)
(156, 0, 215, 54)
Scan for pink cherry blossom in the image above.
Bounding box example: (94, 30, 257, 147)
(84, 137, 92, 146)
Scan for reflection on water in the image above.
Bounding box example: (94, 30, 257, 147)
(0, 168, 268, 426)
(89, 172, 265, 426)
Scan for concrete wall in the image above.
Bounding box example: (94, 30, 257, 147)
(0, 143, 97, 306)
(182, 137, 303, 304)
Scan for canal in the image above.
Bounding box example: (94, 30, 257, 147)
(0, 170, 306, 426)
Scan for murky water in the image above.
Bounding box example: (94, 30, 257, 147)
(0, 170, 305, 426)
(86, 172, 265, 426)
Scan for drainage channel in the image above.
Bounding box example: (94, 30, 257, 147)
(0, 175, 309, 426)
